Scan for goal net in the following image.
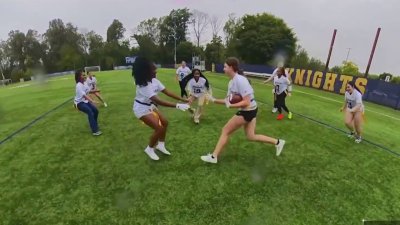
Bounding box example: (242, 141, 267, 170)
(84, 66, 101, 73)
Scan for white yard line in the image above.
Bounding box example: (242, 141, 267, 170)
(9, 84, 31, 89)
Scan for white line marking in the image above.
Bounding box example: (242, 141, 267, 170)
(10, 84, 31, 89)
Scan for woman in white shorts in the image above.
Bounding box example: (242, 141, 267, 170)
(340, 81, 365, 143)
(132, 57, 190, 161)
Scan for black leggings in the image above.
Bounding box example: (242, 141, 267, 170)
(179, 81, 188, 98)
(276, 92, 290, 114)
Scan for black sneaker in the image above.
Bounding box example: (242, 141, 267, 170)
(188, 108, 195, 114)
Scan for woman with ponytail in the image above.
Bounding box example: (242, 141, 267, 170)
(340, 81, 365, 143)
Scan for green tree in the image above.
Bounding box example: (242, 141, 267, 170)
(379, 72, 392, 81)
(289, 46, 309, 69)
(85, 31, 104, 66)
(0, 41, 11, 79)
(6, 30, 26, 69)
(176, 41, 196, 63)
(135, 17, 161, 44)
(133, 34, 159, 60)
(24, 30, 44, 69)
(104, 20, 130, 69)
(159, 8, 191, 48)
(330, 66, 342, 74)
(341, 61, 359, 76)
(43, 19, 85, 72)
(223, 13, 240, 57)
(308, 57, 325, 71)
(106, 19, 126, 43)
(205, 36, 225, 63)
(102, 41, 130, 70)
(58, 44, 83, 71)
(234, 13, 297, 64)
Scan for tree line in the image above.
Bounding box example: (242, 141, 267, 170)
(1, 8, 397, 83)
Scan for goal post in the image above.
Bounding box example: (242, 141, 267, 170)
(84, 66, 101, 74)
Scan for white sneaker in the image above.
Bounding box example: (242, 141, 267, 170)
(347, 132, 355, 138)
(275, 140, 285, 156)
(355, 137, 362, 143)
(272, 108, 278, 113)
(194, 118, 200, 124)
(144, 148, 159, 160)
(104, 102, 108, 107)
(92, 131, 103, 136)
(201, 153, 217, 164)
(156, 145, 171, 155)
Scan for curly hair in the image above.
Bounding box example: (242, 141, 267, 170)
(181, 69, 210, 89)
(132, 57, 153, 86)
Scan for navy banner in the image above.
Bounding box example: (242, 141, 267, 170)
(214, 64, 400, 110)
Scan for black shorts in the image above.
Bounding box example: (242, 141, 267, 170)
(236, 108, 258, 122)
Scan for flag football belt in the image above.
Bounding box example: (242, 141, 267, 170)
(135, 100, 157, 107)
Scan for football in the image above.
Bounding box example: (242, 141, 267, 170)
(229, 94, 243, 104)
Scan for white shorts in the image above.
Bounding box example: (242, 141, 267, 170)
(133, 102, 153, 119)
(346, 104, 365, 113)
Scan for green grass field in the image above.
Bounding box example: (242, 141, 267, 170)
(0, 69, 399, 225)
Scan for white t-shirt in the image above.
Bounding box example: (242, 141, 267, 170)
(272, 68, 279, 77)
(74, 82, 89, 104)
(273, 75, 291, 95)
(86, 76, 97, 91)
(188, 77, 207, 97)
(345, 90, 363, 110)
(134, 78, 166, 105)
(83, 81, 90, 94)
(176, 66, 192, 81)
(227, 74, 257, 111)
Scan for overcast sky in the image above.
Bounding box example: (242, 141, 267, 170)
(1, 0, 399, 74)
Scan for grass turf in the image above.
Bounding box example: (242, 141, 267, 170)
(0, 69, 399, 225)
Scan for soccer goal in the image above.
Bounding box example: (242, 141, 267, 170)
(84, 66, 101, 73)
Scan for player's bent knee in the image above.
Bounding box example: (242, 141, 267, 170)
(162, 120, 169, 127)
(246, 134, 256, 141)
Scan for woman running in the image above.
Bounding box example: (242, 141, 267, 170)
(273, 67, 292, 120)
(201, 57, 286, 164)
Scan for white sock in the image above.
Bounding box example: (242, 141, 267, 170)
(157, 142, 165, 149)
(146, 146, 154, 151)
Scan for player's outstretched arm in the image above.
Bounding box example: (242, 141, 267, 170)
(340, 100, 347, 112)
(263, 75, 274, 84)
(149, 95, 188, 111)
(83, 95, 97, 105)
(161, 89, 188, 102)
